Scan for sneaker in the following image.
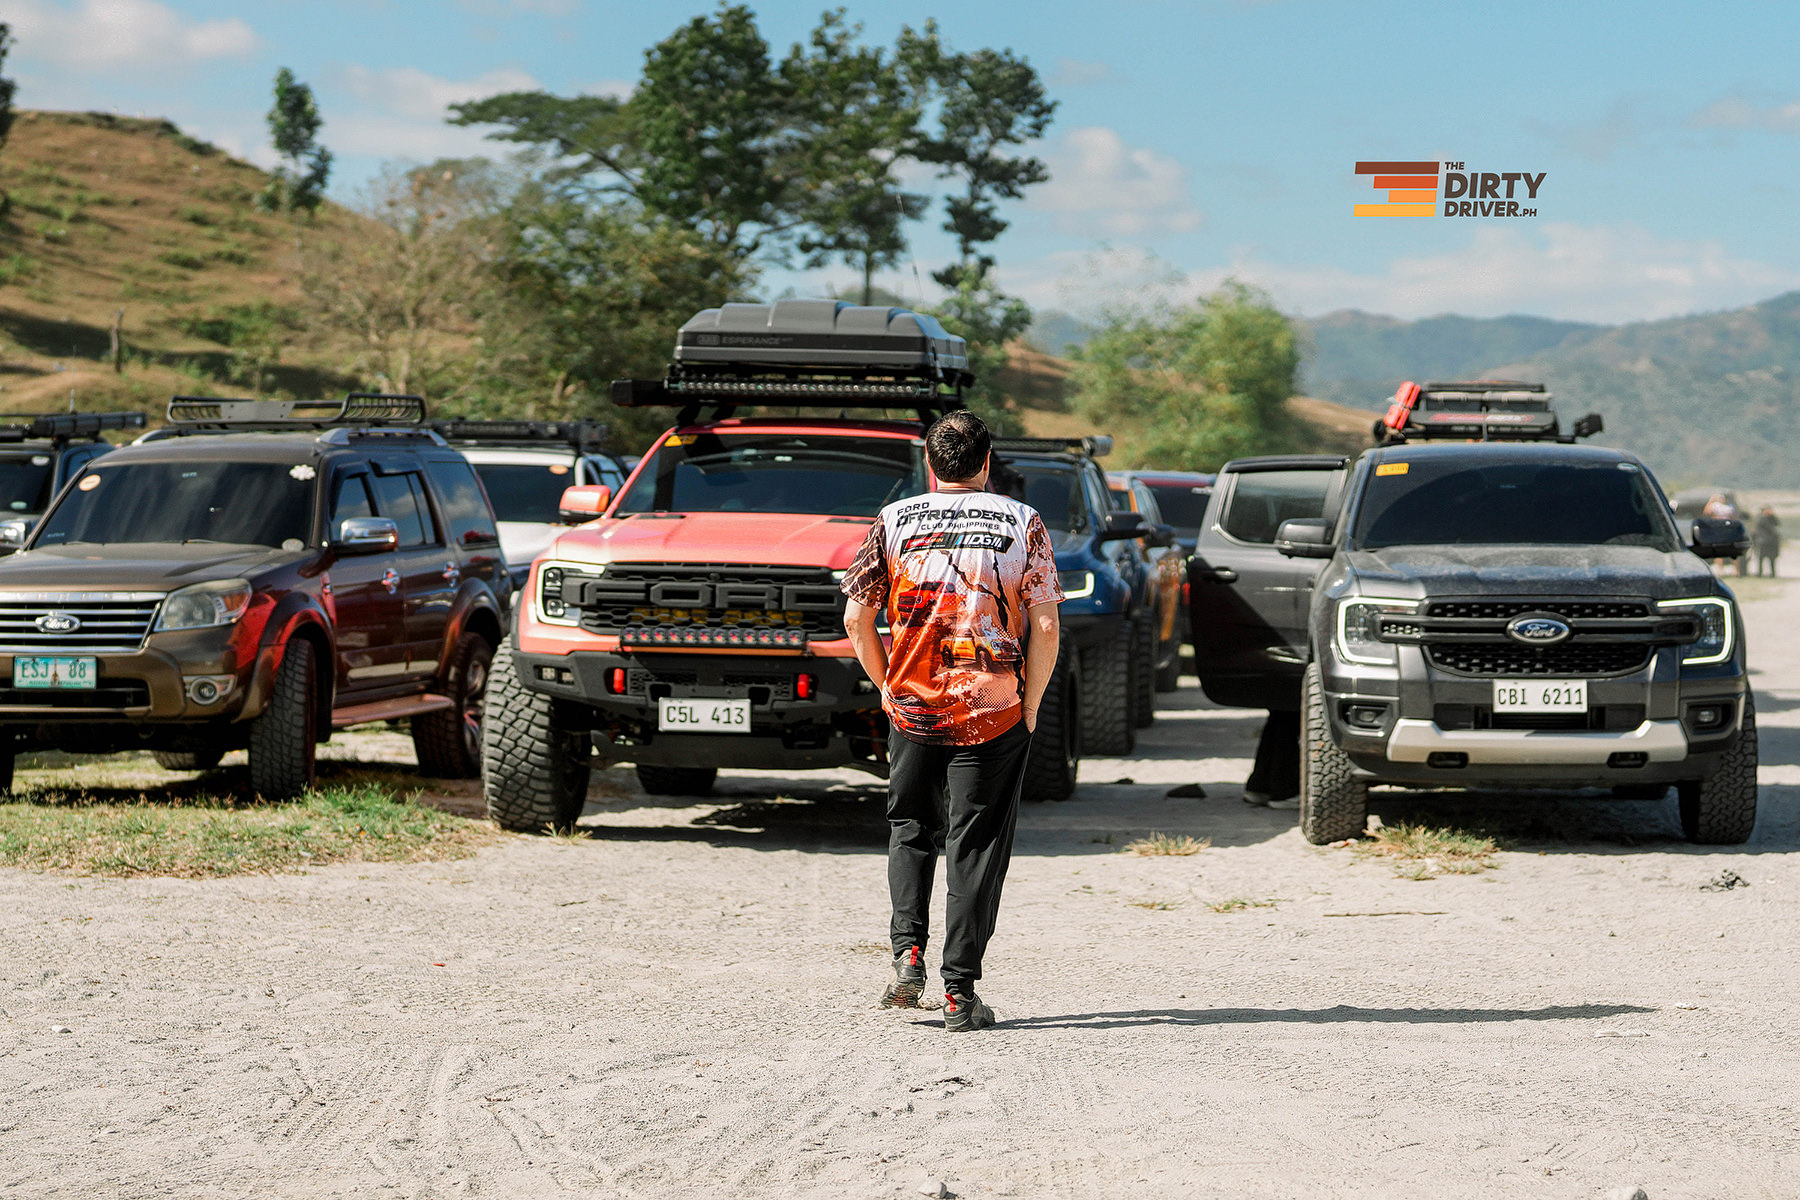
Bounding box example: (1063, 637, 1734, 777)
(880, 945, 927, 1008)
(942, 991, 997, 1032)
(1265, 796, 1300, 811)
(1242, 789, 1271, 806)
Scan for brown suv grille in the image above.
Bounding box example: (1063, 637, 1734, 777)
(0, 594, 163, 652)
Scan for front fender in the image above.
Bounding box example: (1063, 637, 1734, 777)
(238, 594, 335, 721)
(434, 581, 508, 678)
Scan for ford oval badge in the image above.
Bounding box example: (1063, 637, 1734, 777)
(36, 612, 81, 634)
(1506, 615, 1570, 646)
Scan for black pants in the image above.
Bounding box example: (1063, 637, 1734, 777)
(1247, 709, 1300, 801)
(885, 718, 1032, 996)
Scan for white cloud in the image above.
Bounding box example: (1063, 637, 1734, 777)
(1003, 224, 1800, 324)
(0, 0, 258, 67)
(1028, 126, 1201, 237)
(326, 65, 540, 160)
(1691, 94, 1800, 135)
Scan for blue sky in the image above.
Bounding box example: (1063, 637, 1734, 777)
(5, 0, 1800, 323)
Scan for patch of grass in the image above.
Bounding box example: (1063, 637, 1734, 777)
(157, 248, 206, 270)
(0, 782, 495, 878)
(1350, 823, 1499, 879)
(1128, 899, 1182, 910)
(1206, 896, 1281, 913)
(1122, 832, 1209, 857)
(179, 206, 213, 226)
(0, 253, 35, 284)
(36, 222, 69, 244)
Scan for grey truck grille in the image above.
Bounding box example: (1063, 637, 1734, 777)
(0, 593, 164, 652)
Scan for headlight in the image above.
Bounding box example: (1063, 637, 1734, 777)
(1658, 596, 1734, 665)
(1334, 597, 1421, 666)
(1059, 570, 1095, 599)
(154, 580, 253, 632)
(534, 561, 589, 626)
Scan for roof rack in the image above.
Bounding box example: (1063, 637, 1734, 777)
(1379, 380, 1603, 444)
(993, 435, 1114, 459)
(427, 418, 609, 452)
(615, 300, 970, 425)
(165, 393, 429, 431)
(0, 411, 147, 445)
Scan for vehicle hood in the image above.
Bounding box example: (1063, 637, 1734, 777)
(0, 543, 305, 591)
(552, 512, 875, 570)
(1343, 544, 1719, 600)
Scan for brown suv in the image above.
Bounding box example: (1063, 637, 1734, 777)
(0, 395, 510, 797)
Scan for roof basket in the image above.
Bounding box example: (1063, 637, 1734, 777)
(0, 411, 147, 444)
(427, 418, 608, 452)
(166, 393, 428, 429)
(992, 435, 1114, 459)
(615, 299, 970, 425)
(1378, 380, 1602, 444)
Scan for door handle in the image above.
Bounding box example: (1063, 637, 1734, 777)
(381, 568, 400, 595)
(442, 561, 460, 583)
(1201, 567, 1238, 583)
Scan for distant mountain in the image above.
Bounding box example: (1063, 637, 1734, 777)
(1025, 309, 1098, 356)
(1298, 295, 1800, 487)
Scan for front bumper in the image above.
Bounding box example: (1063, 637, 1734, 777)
(1386, 717, 1689, 764)
(513, 647, 886, 773)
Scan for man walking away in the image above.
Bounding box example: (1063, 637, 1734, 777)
(1753, 505, 1781, 578)
(841, 411, 1063, 1032)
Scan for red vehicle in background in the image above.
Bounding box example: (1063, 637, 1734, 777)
(479, 300, 1087, 830)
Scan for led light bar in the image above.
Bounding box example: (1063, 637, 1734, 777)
(0, 411, 147, 443)
(620, 625, 809, 650)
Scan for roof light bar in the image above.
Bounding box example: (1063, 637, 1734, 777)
(0, 411, 146, 444)
(428, 418, 608, 450)
(1379, 379, 1602, 444)
(993, 435, 1115, 458)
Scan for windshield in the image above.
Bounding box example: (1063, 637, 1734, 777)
(1352, 458, 1679, 551)
(1144, 482, 1210, 537)
(1009, 462, 1088, 532)
(0, 453, 55, 514)
(35, 461, 315, 549)
(614, 433, 925, 517)
(472, 462, 575, 524)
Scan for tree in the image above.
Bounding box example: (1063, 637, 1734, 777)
(259, 68, 332, 214)
(447, 91, 639, 199)
(1070, 282, 1304, 469)
(898, 22, 1055, 290)
(782, 10, 924, 302)
(0, 24, 16, 157)
(930, 272, 1030, 436)
(301, 163, 493, 396)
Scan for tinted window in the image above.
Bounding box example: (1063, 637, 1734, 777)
(371, 472, 427, 548)
(1222, 470, 1336, 544)
(473, 462, 577, 524)
(1145, 483, 1210, 535)
(1132, 483, 1164, 525)
(425, 459, 500, 549)
(331, 473, 375, 532)
(1011, 462, 1087, 532)
(615, 433, 924, 517)
(36, 461, 313, 548)
(1353, 459, 1678, 550)
(0, 453, 54, 514)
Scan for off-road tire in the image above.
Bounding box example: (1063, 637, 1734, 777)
(411, 632, 494, 779)
(1131, 613, 1157, 729)
(247, 639, 317, 801)
(636, 765, 718, 796)
(481, 647, 591, 832)
(152, 748, 225, 772)
(1080, 619, 1136, 756)
(1021, 641, 1079, 802)
(1677, 692, 1759, 844)
(1299, 661, 1367, 844)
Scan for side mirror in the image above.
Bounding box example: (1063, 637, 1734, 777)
(1275, 518, 1335, 559)
(559, 484, 611, 524)
(1097, 510, 1147, 542)
(1149, 523, 1176, 549)
(1690, 517, 1750, 559)
(336, 516, 400, 554)
(0, 517, 30, 553)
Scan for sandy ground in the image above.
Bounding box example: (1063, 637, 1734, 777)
(3, 578, 1800, 1199)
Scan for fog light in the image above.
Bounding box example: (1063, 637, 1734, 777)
(184, 674, 234, 705)
(1687, 701, 1732, 733)
(1343, 703, 1388, 730)
(1608, 752, 1648, 769)
(796, 673, 816, 700)
(1427, 752, 1467, 769)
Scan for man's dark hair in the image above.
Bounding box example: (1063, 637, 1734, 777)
(925, 410, 991, 483)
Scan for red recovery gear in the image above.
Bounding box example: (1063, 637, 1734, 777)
(1383, 381, 1421, 433)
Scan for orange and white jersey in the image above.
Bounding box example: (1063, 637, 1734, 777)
(841, 488, 1062, 745)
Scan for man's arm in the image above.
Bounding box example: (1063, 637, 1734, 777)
(1020, 601, 1060, 733)
(843, 599, 889, 695)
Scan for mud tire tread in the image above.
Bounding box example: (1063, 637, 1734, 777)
(1299, 660, 1367, 844)
(481, 646, 590, 832)
(247, 639, 317, 801)
(1081, 619, 1136, 756)
(411, 633, 494, 779)
(1021, 640, 1078, 802)
(152, 749, 225, 772)
(1131, 613, 1157, 728)
(1678, 691, 1759, 844)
